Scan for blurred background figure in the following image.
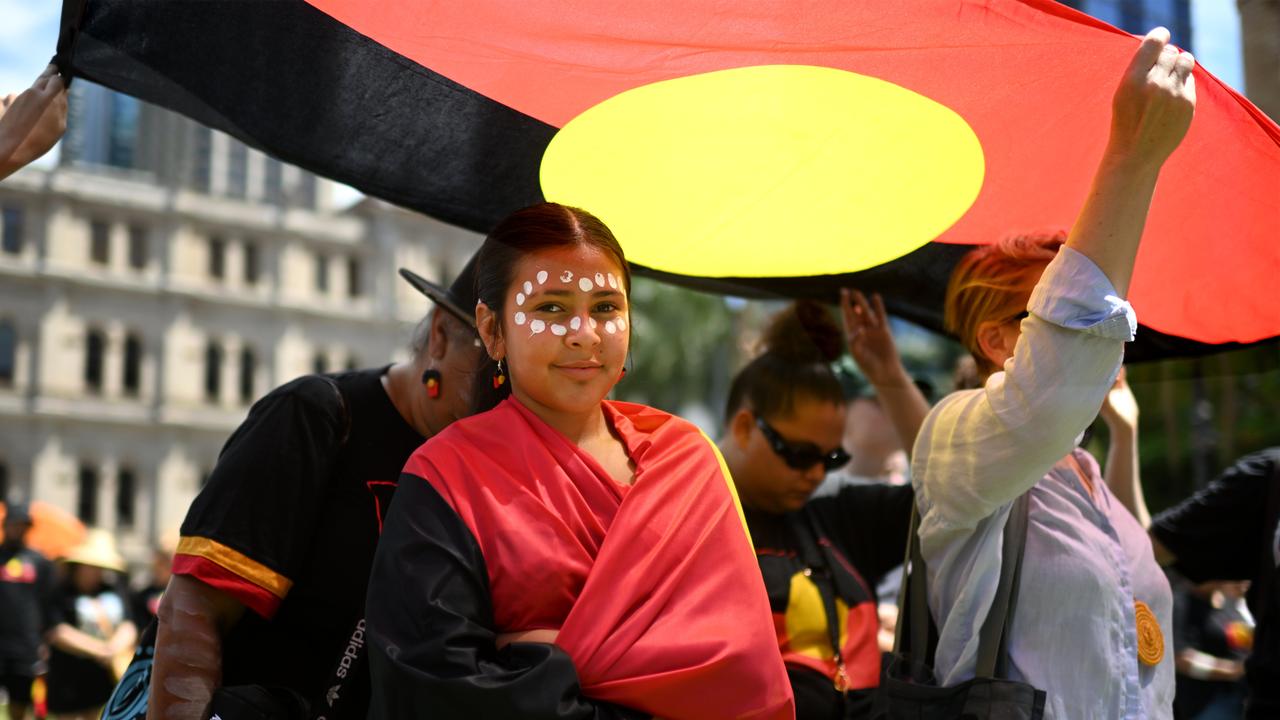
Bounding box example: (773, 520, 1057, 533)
(130, 531, 176, 628)
(44, 530, 135, 720)
(1171, 577, 1253, 720)
(0, 503, 54, 720)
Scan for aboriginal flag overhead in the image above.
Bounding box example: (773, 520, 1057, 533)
(56, 0, 1280, 360)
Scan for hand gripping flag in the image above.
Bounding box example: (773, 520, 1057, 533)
(56, 0, 1280, 360)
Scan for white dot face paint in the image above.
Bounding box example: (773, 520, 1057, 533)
(569, 316, 582, 331)
(578, 277, 594, 292)
(607, 273, 618, 289)
(530, 319, 546, 334)
(537, 270, 549, 285)
(550, 323, 568, 336)
(560, 270, 574, 283)
(516, 292, 526, 306)
(594, 273, 605, 288)
(605, 320, 618, 334)
(514, 312, 527, 326)
(523, 281, 533, 295)
(589, 318, 598, 330)
(617, 317, 627, 331)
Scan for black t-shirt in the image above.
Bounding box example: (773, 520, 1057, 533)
(0, 544, 54, 673)
(177, 367, 424, 718)
(1151, 447, 1280, 719)
(745, 482, 914, 720)
(46, 580, 135, 713)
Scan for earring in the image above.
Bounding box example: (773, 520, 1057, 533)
(492, 358, 507, 389)
(421, 368, 442, 398)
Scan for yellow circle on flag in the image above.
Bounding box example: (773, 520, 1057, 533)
(540, 65, 985, 277)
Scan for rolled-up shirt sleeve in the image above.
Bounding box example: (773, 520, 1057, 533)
(913, 247, 1134, 539)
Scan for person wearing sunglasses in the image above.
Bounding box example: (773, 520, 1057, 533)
(718, 297, 930, 720)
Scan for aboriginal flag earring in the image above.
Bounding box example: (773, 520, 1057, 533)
(493, 358, 507, 389)
(421, 368, 442, 398)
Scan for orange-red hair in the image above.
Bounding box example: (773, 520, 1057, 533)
(944, 231, 1066, 374)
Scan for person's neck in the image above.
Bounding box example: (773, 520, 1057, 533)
(382, 361, 435, 439)
(513, 390, 607, 445)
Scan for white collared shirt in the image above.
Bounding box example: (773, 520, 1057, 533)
(912, 247, 1173, 719)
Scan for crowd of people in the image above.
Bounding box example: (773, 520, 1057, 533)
(0, 24, 1277, 720)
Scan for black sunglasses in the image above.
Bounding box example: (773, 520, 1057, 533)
(755, 417, 851, 472)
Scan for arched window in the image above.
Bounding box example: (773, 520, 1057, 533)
(122, 333, 142, 396)
(116, 466, 136, 529)
(0, 320, 15, 386)
(204, 341, 223, 402)
(239, 347, 256, 404)
(77, 463, 99, 524)
(85, 328, 106, 393)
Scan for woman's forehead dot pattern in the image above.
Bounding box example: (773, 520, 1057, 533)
(509, 264, 628, 338)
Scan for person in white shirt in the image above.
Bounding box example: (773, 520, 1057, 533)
(911, 27, 1195, 720)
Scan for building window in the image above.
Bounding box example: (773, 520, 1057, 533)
(0, 321, 14, 386)
(122, 333, 142, 396)
(77, 464, 99, 525)
(264, 158, 284, 205)
(90, 220, 110, 265)
(239, 347, 256, 404)
(204, 341, 222, 402)
(312, 352, 326, 375)
(243, 241, 260, 285)
(192, 125, 213, 193)
(298, 173, 317, 209)
(127, 225, 148, 270)
(115, 467, 136, 529)
(347, 257, 362, 298)
(0, 461, 8, 503)
(85, 328, 106, 393)
(315, 254, 328, 294)
(227, 142, 248, 200)
(209, 236, 226, 280)
(345, 354, 359, 371)
(107, 93, 139, 169)
(2, 207, 22, 255)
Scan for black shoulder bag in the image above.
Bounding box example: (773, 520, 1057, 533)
(869, 494, 1046, 719)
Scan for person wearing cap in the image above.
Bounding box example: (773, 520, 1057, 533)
(111, 262, 484, 720)
(0, 503, 55, 720)
(46, 529, 136, 720)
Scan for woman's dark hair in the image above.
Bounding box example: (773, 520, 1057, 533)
(724, 300, 846, 424)
(471, 202, 632, 414)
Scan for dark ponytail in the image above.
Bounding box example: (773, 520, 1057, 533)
(470, 202, 632, 414)
(724, 300, 845, 423)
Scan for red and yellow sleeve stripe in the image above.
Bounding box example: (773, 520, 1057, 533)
(172, 537, 293, 619)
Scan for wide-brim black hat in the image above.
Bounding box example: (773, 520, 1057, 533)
(398, 253, 478, 328)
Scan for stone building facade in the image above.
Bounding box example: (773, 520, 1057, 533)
(0, 85, 479, 563)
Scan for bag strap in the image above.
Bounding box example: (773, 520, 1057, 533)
(890, 503, 932, 682)
(789, 513, 851, 690)
(975, 491, 1031, 678)
(894, 491, 1031, 680)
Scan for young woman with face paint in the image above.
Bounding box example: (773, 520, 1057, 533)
(365, 202, 794, 720)
(717, 298, 930, 720)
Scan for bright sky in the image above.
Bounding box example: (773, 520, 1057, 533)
(0, 0, 1250, 176)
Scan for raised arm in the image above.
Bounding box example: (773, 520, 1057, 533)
(840, 288, 931, 453)
(1066, 27, 1195, 294)
(912, 29, 1196, 529)
(1099, 368, 1151, 528)
(0, 65, 67, 180)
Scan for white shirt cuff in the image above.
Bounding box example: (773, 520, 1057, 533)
(1027, 246, 1137, 342)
